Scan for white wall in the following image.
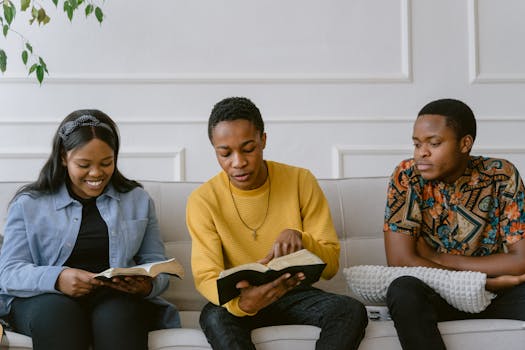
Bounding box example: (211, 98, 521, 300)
(1, 0, 524, 182)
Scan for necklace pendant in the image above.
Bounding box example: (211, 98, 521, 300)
(252, 230, 257, 240)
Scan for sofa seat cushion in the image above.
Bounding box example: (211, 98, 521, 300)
(148, 325, 321, 350)
(251, 325, 320, 350)
(2, 331, 32, 350)
(148, 328, 210, 350)
(359, 319, 525, 350)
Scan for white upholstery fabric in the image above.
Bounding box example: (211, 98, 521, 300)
(344, 265, 496, 313)
(1, 179, 524, 349)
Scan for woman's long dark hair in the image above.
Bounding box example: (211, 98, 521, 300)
(13, 109, 141, 201)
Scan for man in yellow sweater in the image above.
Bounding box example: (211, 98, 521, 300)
(186, 97, 368, 349)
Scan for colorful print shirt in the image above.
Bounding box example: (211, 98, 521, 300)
(384, 156, 525, 256)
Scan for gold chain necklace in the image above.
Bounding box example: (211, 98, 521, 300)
(228, 173, 271, 240)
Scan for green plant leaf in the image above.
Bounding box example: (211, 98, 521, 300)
(36, 65, 44, 84)
(28, 63, 37, 74)
(38, 56, 48, 73)
(34, 8, 51, 25)
(26, 42, 33, 53)
(67, 8, 73, 21)
(21, 50, 28, 65)
(37, 8, 46, 23)
(63, 1, 74, 21)
(2, 24, 8, 37)
(85, 4, 93, 17)
(21, 0, 30, 12)
(52, 0, 58, 6)
(0, 49, 7, 73)
(3, 2, 15, 25)
(30, 6, 38, 25)
(95, 6, 103, 23)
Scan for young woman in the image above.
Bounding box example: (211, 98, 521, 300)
(0, 110, 180, 350)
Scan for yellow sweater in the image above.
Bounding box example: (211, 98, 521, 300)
(186, 161, 340, 316)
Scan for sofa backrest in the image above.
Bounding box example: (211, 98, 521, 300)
(0, 177, 390, 311)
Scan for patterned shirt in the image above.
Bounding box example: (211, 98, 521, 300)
(384, 156, 525, 256)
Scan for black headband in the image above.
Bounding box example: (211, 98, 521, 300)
(58, 115, 113, 141)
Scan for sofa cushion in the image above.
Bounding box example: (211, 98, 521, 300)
(359, 319, 525, 350)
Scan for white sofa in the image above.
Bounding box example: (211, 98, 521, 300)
(1, 177, 525, 349)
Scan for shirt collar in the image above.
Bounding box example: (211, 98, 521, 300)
(54, 182, 120, 210)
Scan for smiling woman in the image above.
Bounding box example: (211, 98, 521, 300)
(0, 109, 181, 350)
(62, 137, 115, 198)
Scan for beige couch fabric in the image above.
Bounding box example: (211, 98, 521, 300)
(1, 178, 524, 349)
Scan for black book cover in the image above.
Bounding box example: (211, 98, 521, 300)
(216, 262, 326, 305)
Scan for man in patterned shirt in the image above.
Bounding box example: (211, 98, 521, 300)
(384, 98, 525, 350)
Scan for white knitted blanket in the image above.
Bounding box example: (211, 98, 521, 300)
(343, 265, 496, 313)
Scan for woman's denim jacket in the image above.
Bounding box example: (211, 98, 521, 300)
(0, 183, 180, 328)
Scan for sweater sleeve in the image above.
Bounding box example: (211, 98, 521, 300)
(186, 188, 257, 317)
(186, 190, 222, 304)
(297, 170, 340, 279)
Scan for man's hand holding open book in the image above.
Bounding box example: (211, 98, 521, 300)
(217, 241, 326, 313)
(236, 228, 306, 313)
(236, 270, 306, 313)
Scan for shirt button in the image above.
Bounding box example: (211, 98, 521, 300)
(74, 218, 79, 222)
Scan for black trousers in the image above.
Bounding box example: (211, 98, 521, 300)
(386, 276, 525, 350)
(200, 286, 368, 350)
(9, 288, 160, 350)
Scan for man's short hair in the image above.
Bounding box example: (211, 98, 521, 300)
(417, 98, 477, 141)
(208, 97, 264, 142)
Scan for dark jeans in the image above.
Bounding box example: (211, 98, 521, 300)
(9, 288, 161, 350)
(199, 286, 368, 350)
(386, 276, 525, 350)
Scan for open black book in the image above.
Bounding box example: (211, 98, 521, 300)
(216, 249, 326, 305)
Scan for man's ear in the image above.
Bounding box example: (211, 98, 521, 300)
(460, 135, 474, 154)
(261, 132, 267, 149)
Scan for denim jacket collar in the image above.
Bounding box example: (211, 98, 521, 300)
(54, 183, 120, 210)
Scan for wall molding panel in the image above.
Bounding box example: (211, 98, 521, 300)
(332, 145, 412, 178)
(2, 114, 525, 126)
(119, 149, 186, 181)
(333, 145, 525, 179)
(468, 0, 525, 83)
(0, 149, 186, 182)
(0, 0, 412, 85)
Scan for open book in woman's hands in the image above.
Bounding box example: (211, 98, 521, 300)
(216, 249, 326, 305)
(94, 258, 185, 280)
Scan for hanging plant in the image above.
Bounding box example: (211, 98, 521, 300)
(0, 0, 105, 84)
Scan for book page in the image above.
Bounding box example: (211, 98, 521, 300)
(219, 262, 269, 278)
(267, 249, 324, 271)
(95, 258, 184, 279)
(150, 258, 185, 279)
